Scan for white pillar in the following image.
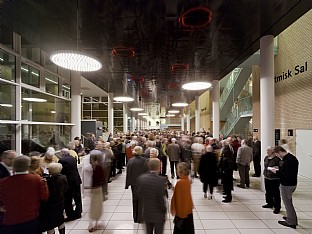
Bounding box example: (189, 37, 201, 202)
(131, 116, 135, 132)
(195, 96, 200, 133)
(137, 118, 140, 131)
(260, 35, 275, 191)
(123, 104, 128, 133)
(212, 80, 220, 138)
(181, 115, 185, 131)
(108, 93, 114, 135)
(186, 106, 190, 134)
(71, 71, 81, 140)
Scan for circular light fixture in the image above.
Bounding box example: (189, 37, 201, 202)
(50, 50, 102, 72)
(172, 102, 188, 107)
(182, 81, 212, 90)
(113, 96, 134, 102)
(51, 111, 56, 114)
(23, 98, 47, 103)
(168, 110, 179, 113)
(138, 113, 148, 116)
(166, 114, 175, 117)
(130, 107, 144, 111)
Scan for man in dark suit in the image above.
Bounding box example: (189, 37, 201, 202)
(58, 148, 82, 221)
(0, 150, 16, 178)
(136, 158, 167, 234)
(125, 146, 148, 223)
(252, 136, 261, 177)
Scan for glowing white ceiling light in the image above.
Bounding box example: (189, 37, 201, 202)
(130, 107, 144, 111)
(182, 81, 212, 90)
(51, 110, 56, 114)
(168, 110, 179, 113)
(0, 104, 13, 107)
(166, 114, 175, 117)
(50, 50, 102, 72)
(172, 102, 188, 107)
(113, 96, 134, 102)
(23, 98, 47, 103)
(138, 113, 148, 116)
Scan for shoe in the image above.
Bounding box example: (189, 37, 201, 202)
(222, 199, 232, 203)
(237, 184, 246, 189)
(117, 170, 122, 174)
(88, 226, 97, 232)
(278, 220, 297, 229)
(262, 204, 273, 208)
(246, 185, 250, 188)
(252, 174, 260, 177)
(64, 216, 76, 222)
(108, 180, 112, 183)
(283, 216, 287, 220)
(204, 193, 207, 198)
(208, 195, 212, 200)
(273, 209, 280, 214)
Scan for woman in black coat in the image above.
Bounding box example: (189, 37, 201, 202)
(40, 163, 68, 234)
(198, 146, 218, 199)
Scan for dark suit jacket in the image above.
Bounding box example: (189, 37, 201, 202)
(253, 140, 261, 160)
(0, 163, 10, 179)
(136, 172, 167, 223)
(59, 154, 82, 186)
(199, 152, 218, 186)
(125, 156, 148, 189)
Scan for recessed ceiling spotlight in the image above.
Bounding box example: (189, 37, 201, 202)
(23, 98, 47, 103)
(168, 110, 179, 113)
(138, 113, 148, 116)
(166, 114, 175, 117)
(113, 96, 134, 102)
(130, 107, 144, 111)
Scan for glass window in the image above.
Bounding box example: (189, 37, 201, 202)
(0, 82, 15, 120)
(0, 49, 15, 82)
(0, 124, 16, 155)
(21, 88, 70, 123)
(21, 124, 71, 153)
(21, 63, 40, 88)
(62, 83, 71, 98)
(45, 72, 59, 95)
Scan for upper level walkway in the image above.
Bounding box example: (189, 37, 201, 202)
(60, 164, 312, 234)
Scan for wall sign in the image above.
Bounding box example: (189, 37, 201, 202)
(288, 129, 293, 136)
(253, 129, 258, 132)
(274, 61, 308, 83)
(275, 129, 281, 146)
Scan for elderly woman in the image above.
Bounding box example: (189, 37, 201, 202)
(262, 146, 281, 214)
(68, 141, 79, 163)
(40, 163, 67, 234)
(41, 147, 59, 175)
(171, 162, 194, 234)
(29, 156, 44, 177)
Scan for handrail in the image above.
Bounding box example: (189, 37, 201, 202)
(219, 68, 242, 110)
(221, 95, 253, 136)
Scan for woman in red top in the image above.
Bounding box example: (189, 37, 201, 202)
(88, 151, 106, 232)
(171, 162, 194, 234)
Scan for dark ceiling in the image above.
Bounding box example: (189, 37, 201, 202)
(1, 0, 311, 110)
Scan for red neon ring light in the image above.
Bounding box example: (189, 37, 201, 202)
(179, 7, 212, 30)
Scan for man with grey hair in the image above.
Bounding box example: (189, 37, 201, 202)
(136, 158, 167, 234)
(0, 156, 49, 233)
(167, 138, 181, 179)
(0, 150, 16, 178)
(236, 139, 253, 188)
(125, 146, 148, 223)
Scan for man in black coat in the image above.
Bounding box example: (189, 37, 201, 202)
(252, 136, 261, 177)
(0, 150, 16, 178)
(58, 148, 82, 221)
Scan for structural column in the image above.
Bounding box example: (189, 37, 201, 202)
(181, 114, 185, 131)
(195, 96, 200, 133)
(71, 71, 81, 140)
(186, 105, 190, 134)
(131, 116, 135, 132)
(212, 80, 220, 138)
(108, 93, 114, 135)
(260, 35, 275, 190)
(137, 118, 140, 131)
(123, 104, 128, 133)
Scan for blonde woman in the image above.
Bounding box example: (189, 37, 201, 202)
(171, 162, 194, 234)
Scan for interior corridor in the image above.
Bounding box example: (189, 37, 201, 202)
(61, 167, 312, 234)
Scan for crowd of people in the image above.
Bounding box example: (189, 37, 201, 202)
(0, 130, 299, 233)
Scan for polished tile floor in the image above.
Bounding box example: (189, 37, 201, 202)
(61, 166, 312, 234)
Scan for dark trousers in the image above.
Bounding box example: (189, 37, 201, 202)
(222, 170, 233, 200)
(170, 161, 178, 177)
(131, 186, 140, 223)
(203, 182, 214, 194)
(64, 184, 82, 219)
(110, 159, 116, 177)
(146, 222, 165, 234)
(121, 153, 126, 166)
(253, 158, 261, 176)
(161, 156, 168, 176)
(0, 218, 39, 234)
(264, 178, 281, 209)
(173, 213, 194, 234)
(237, 164, 250, 187)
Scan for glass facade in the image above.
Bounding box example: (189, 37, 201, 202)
(0, 49, 15, 82)
(0, 82, 15, 120)
(21, 63, 40, 88)
(45, 72, 59, 95)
